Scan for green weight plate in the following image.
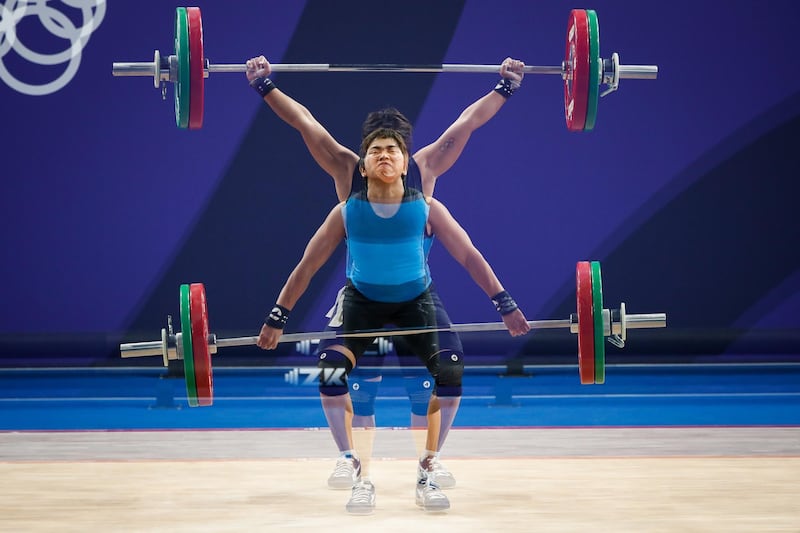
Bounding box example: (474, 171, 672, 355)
(584, 9, 600, 131)
(174, 7, 190, 129)
(590, 261, 605, 384)
(180, 283, 199, 406)
(576, 261, 595, 384)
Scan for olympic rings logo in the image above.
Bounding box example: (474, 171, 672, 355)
(0, 0, 106, 96)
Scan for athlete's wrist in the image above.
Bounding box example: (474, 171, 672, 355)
(250, 76, 276, 98)
(491, 290, 518, 315)
(265, 304, 290, 329)
(493, 78, 515, 98)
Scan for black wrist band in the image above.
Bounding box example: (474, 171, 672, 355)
(493, 78, 515, 99)
(250, 76, 276, 98)
(265, 304, 290, 329)
(491, 291, 518, 315)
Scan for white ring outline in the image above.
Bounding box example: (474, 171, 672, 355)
(0, 0, 106, 96)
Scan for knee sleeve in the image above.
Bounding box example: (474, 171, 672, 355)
(430, 350, 464, 397)
(404, 375, 434, 416)
(349, 375, 380, 416)
(317, 347, 353, 396)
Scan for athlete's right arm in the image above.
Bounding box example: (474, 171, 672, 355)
(276, 203, 346, 310)
(246, 56, 358, 202)
(257, 203, 346, 350)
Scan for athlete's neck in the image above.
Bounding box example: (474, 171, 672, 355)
(367, 179, 404, 203)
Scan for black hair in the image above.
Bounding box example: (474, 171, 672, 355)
(361, 107, 413, 149)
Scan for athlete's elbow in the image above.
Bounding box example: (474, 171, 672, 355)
(461, 250, 486, 272)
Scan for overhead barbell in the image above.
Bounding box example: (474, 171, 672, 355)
(119, 261, 667, 407)
(111, 7, 658, 132)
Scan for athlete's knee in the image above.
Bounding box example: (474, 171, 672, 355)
(350, 374, 381, 416)
(404, 375, 434, 416)
(317, 347, 354, 396)
(430, 349, 464, 397)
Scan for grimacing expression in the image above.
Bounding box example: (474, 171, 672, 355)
(362, 137, 408, 183)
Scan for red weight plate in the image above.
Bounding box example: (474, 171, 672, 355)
(576, 261, 595, 384)
(190, 283, 214, 406)
(186, 7, 205, 130)
(563, 9, 590, 132)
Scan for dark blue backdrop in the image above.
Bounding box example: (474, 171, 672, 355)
(1, 0, 799, 365)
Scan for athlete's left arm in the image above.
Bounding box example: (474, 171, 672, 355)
(428, 199, 530, 336)
(428, 199, 501, 295)
(413, 58, 525, 193)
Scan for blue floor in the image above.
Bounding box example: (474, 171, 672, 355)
(1, 363, 799, 431)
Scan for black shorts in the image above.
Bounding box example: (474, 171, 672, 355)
(393, 288, 463, 356)
(342, 282, 439, 365)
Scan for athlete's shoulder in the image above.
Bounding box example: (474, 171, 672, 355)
(404, 186, 425, 201)
(350, 165, 365, 195)
(406, 157, 422, 189)
(347, 187, 368, 202)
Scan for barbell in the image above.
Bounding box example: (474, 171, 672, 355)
(111, 7, 658, 132)
(119, 261, 667, 407)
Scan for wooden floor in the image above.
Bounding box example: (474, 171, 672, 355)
(1, 428, 799, 532)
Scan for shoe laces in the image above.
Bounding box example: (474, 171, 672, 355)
(429, 457, 448, 473)
(419, 477, 446, 499)
(332, 457, 356, 477)
(350, 480, 374, 503)
(419, 455, 447, 480)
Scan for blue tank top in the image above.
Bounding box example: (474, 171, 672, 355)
(343, 186, 431, 302)
(350, 157, 435, 255)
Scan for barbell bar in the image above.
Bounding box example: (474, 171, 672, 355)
(119, 261, 667, 406)
(111, 7, 658, 132)
(119, 305, 663, 359)
(112, 59, 657, 78)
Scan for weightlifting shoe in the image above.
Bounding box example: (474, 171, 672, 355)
(346, 479, 376, 515)
(328, 454, 359, 489)
(416, 462, 450, 511)
(428, 456, 456, 489)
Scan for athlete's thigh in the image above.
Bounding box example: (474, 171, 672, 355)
(342, 284, 387, 359)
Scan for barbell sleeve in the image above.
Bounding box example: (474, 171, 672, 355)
(120, 340, 171, 358)
(622, 312, 666, 330)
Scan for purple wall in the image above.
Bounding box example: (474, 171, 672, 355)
(1, 0, 798, 363)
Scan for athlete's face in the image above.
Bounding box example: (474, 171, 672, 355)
(362, 137, 408, 183)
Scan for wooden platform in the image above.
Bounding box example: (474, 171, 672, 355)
(1, 428, 798, 532)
